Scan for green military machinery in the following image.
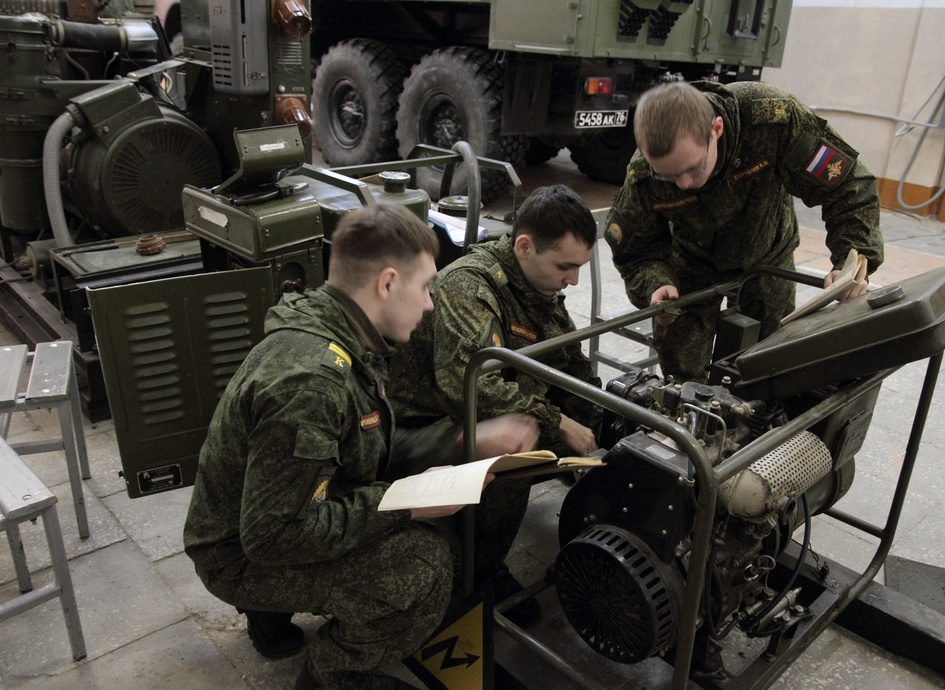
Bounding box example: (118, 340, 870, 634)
(0, 0, 794, 404)
(84, 124, 516, 498)
(304, 0, 792, 199)
(161, 0, 793, 201)
(0, 0, 313, 256)
(0, 1, 316, 414)
(0, 0, 520, 418)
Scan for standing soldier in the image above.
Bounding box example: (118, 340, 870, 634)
(605, 81, 884, 382)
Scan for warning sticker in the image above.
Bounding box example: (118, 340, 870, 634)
(405, 586, 493, 690)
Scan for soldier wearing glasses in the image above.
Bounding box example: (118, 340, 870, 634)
(605, 80, 884, 383)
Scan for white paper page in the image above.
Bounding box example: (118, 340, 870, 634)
(377, 457, 496, 511)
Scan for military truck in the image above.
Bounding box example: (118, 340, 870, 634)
(163, 0, 793, 202)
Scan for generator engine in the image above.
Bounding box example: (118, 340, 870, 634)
(0, 10, 177, 244)
(0, 2, 313, 259)
(555, 369, 873, 670)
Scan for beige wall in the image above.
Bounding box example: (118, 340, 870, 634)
(763, 1, 945, 215)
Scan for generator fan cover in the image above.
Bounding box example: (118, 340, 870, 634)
(69, 107, 222, 236)
(555, 525, 683, 663)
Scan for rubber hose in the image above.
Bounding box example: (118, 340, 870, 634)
(43, 111, 78, 248)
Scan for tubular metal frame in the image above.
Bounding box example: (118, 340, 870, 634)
(460, 272, 941, 689)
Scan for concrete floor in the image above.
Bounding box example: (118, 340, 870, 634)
(3, 153, 945, 689)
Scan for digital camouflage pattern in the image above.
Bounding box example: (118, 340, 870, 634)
(387, 236, 602, 580)
(388, 236, 602, 454)
(653, 251, 796, 382)
(183, 285, 459, 690)
(605, 81, 884, 382)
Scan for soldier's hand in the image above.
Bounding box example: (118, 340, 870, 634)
(824, 269, 869, 302)
(559, 413, 598, 456)
(651, 285, 680, 324)
(466, 414, 539, 458)
(409, 470, 495, 519)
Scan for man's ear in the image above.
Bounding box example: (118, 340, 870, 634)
(712, 115, 724, 140)
(375, 266, 398, 300)
(513, 234, 533, 260)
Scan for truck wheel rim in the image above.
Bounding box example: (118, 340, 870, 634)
(329, 78, 365, 148)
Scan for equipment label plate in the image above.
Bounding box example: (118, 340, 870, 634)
(574, 110, 629, 128)
(137, 464, 183, 494)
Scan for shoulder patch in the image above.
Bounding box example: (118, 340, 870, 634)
(320, 341, 352, 377)
(625, 157, 649, 185)
(751, 98, 792, 124)
(308, 465, 336, 509)
(487, 262, 509, 287)
(606, 222, 623, 245)
(803, 142, 852, 188)
(475, 317, 505, 351)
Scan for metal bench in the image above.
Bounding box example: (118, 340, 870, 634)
(0, 436, 87, 661)
(0, 342, 90, 538)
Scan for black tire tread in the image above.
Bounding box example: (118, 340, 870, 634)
(313, 39, 406, 165)
(397, 47, 525, 203)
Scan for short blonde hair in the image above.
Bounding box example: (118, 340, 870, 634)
(634, 82, 716, 158)
(329, 203, 439, 289)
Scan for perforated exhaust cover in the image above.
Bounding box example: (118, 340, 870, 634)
(719, 431, 832, 520)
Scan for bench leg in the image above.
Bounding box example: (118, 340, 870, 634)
(67, 373, 91, 480)
(4, 523, 33, 593)
(56, 401, 90, 539)
(43, 505, 87, 661)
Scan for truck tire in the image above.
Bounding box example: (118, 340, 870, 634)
(312, 39, 405, 166)
(397, 47, 526, 203)
(568, 122, 637, 185)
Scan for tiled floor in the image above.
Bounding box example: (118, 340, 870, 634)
(2, 154, 945, 689)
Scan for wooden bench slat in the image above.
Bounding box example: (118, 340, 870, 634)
(0, 345, 28, 410)
(0, 438, 56, 520)
(24, 341, 71, 404)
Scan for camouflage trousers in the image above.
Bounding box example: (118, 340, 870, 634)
(201, 524, 452, 690)
(654, 252, 797, 383)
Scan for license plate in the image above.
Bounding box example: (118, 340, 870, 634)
(574, 110, 629, 128)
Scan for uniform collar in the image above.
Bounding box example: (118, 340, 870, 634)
(486, 236, 559, 307)
(324, 284, 393, 361)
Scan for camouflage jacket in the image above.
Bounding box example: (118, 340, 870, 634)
(388, 237, 601, 451)
(605, 81, 884, 308)
(183, 285, 458, 576)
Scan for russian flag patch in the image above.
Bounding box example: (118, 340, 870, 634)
(804, 143, 851, 188)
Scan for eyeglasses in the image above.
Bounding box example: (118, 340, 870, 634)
(649, 140, 711, 183)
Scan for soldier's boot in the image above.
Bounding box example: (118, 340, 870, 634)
(237, 608, 304, 659)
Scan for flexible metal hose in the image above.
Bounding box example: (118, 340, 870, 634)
(42, 110, 78, 247)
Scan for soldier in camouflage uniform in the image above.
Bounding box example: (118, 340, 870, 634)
(605, 81, 884, 382)
(387, 185, 602, 611)
(183, 204, 537, 690)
